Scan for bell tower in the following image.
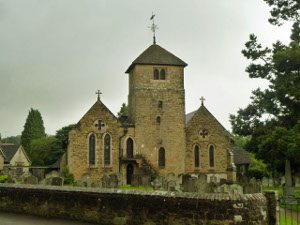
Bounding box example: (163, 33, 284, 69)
(125, 43, 187, 175)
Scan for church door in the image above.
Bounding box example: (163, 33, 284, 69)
(126, 164, 134, 185)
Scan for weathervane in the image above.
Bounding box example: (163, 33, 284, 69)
(96, 90, 102, 101)
(149, 12, 158, 44)
(200, 96, 205, 106)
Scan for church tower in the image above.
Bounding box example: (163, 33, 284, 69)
(125, 44, 187, 175)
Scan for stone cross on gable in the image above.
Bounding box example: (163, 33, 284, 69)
(95, 120, 105, 130)
(199, 129, 209, 138)
(200, 96, 205, 106)
(96, 90, 102, 101)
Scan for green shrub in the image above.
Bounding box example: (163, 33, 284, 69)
(62, 167, 74, 185)
(0, 175, 8, 183)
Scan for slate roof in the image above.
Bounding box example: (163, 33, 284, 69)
(185, 105, 231, 137)
(0, 144, 20, 163)
(231, 146, 251, 165)
(126, 44, 187, 73)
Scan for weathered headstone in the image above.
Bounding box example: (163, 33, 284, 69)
(101, 175, 110, 188)
(262, 177, 269, 187)
(51, 177, 64, 186)
(295, 176, 300, 188)
(80, 174, 92, 187)
(196, 175, 209, 193)
(109, 174, 119, 188)
(152, 178, 163, 190)
(167, 180, 176, 191)
(283, 160, 296, 204)
(23, 175, 38, 185)
(45, 170, 60, 179)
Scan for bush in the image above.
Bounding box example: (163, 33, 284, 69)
(62, 167, 74, 185)
(0, 175, 8, 183)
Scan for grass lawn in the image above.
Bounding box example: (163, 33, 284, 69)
(119, 185, 154, 191)
(280, 215, 298, 224)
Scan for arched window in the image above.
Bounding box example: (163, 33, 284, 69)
(159, 147, 165, 167)
(158, 101, 163, 110)
(160, 69, 166, 80)
(209, 145, 215, 167)
(194, 145, 200, 167)
(104, 134, 111, 166)
(126, 138, 134, 158)
(156, 116, 161, 125)
(154, 69, 159, 80)
(88, 134, 96, 165)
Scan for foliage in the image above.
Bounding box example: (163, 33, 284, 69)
(62, 167, 75, 185)
(246, 153, 269, 179)
(230, 1, 300, 174)
(29, 136, 60, 166)
(117, 103, 128, 118)
(0, 175, 8, 183)
(232, 135, 250, 149)
(21, 108, 46, 153)
(1, 135, 21, 145)
(54, 124, 77, 152)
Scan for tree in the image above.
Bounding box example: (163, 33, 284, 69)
(117, 103, 128, 118)
(21, 108, 46, 153)
(230, 0, 300, 174)
(1, 135, 21, 145)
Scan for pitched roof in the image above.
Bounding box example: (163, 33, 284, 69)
(0, 144, 20, 163)
(185, 105, 231, 137)
(125, 44, 187, 73)
(0, 146, 5, 160)
(231, 146, 251, 165)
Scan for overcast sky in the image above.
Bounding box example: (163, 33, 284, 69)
(0, 0, 292, 137)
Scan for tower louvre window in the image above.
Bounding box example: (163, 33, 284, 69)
(154, 69, 159, 80)
(160, 69, 166, 80)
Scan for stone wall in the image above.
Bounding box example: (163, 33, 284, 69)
(0, 184, 271, 225)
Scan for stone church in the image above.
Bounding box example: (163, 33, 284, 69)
(67, 43, 236, 185)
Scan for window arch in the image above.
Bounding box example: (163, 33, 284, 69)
(194, 145, 200, 168)
(154, 69, 159, 80)
(209, 145, 215, 167)
(158, 147, 165, 167)
(104, 134, 111, 166)
(160, 69, 166, 80)
(88, 133, 96, 166)
(126, 137, 134, 158)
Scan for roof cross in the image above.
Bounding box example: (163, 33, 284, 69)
(200, 96, 205, 106)
(149, 12, 158, 44)
(96, 90, 102, 101)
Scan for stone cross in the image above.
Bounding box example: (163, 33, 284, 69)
(149, 12, 158, 44)
(95, 120, 105, 130)
(200, 96, 205, 106)
(96, 90, 102, 101)
(199, 129, 208, 138)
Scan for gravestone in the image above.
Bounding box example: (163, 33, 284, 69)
(23, 175, 38, 185)
(80, 174, 92, 187)
(109, 174, 119, 188)
(51, 176, 64, 186)
(209, 175, 218, 184)
(141, 175, 151, 187)
(283, 160, 296, 203)
(5, 177, 16, 184)
(295, 175, 300, 188)
(195, 175, 209, 193)
(32, 168, 45, 181)
(45, 170, 60, 179)
(101, 175, 110, 188)
(152, 178, 163, 190)
(281, 176, 285, 186)
(262, 177, 269, 187)
(167, 180, 176, 191)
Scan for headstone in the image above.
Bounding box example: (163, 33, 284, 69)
(280, 176, 285, 186)
(209, 175, 218, 184)
(32, 168, 45, 181)
(101, 175, 110, 188)
(196, 175, 209, 193)
(262, 177, 269, 187)
(51, 176, 64, 186)
(5, 177, 16, 184)
(268, 178, 274, 187)
(295, 176, 300, 188)
(23, 175, 38, 185)
(45, 170, 60, 179)
(109, 174, 119, 188)
(141, 175, 151, 187)
(283, 160, 296, 203)
(152, 178, 163, 190)
(80, 174, 92, 187)
(167, 180, 176, 191)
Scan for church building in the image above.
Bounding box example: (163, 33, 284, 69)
(67, 41, 236, 185)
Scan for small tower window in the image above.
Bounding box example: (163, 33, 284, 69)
(159, 147, 165, 167)
(160, 69, 166, 80)
(158, 101, 163, 110)
(194, 145, 200, 168)
(154, 69, 159, 80)
(156, 116, 161, 125)
(209, 145, 215, 167)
